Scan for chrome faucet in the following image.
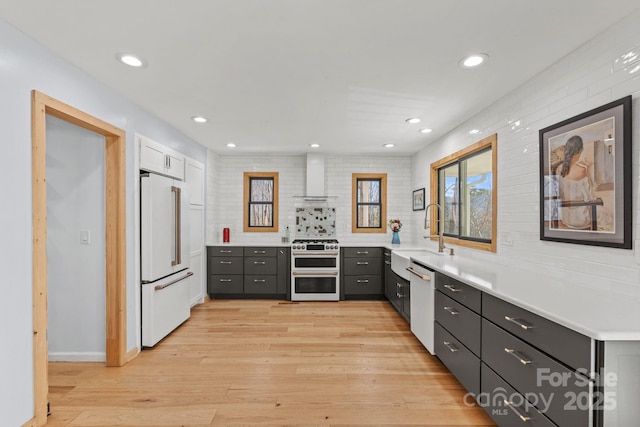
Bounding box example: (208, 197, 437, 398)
(424, 202, 446, 253)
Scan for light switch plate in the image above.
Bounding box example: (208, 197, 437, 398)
(500, 232, 513, 246)
(80, 230, 90, 245)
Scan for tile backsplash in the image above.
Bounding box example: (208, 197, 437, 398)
(295, 207, 336, 237)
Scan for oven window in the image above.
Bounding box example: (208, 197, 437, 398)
(294, 277, 337, 294)
(294, 258, 337, 268)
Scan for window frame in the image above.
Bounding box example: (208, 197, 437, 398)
(430, 134, 497, 252)
(352, 173, 387, 233)
(243, 171, 279, 232)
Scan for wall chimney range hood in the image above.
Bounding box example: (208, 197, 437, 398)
(294, 153, 336, 201)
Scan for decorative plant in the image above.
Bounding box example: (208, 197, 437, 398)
(388, 219, 402, 232)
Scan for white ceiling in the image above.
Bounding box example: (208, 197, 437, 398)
(2, 1, 639, 155)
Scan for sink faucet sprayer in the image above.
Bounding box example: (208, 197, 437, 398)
(424, 203, 447, 253)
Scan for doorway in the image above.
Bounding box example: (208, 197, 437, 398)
(31, 91, 127, 426)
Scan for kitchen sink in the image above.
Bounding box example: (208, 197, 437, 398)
(391, 249, 446, 280)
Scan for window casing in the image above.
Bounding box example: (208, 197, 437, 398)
(430, 134, 497, 252)
(352, 173, 387, 233)
(243, 172, 279, 232)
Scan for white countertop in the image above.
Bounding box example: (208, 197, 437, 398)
(402, 249, 640, 342)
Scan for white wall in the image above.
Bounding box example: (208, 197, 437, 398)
(46, 116, 106, 361)
(0, 18, 206, 426)
(411, 10, 640, 298)
(206, 153, 412, 245)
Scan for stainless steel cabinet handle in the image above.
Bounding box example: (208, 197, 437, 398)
(220, 261, 232, 264)
(154, 272, 193, 290)
(444, 284, 460, 292)
(505, 316, 534, 330)
(504, 348, 532, 365)
(254, 250, 266, 254)
(219, 278, 232, 282)
(384, 260, 391, 265)
(357, 279, 369, 284)
(443, 306, 459, 315)
(503, 399, 531, 422)
(253, 279, 266, 283)
(254, 261, 266, 265)
(356, 261, 369, 265)
(220, 250, 232, 253)
(384, 252, 391, 257)
(443, 341, 459, 353)
(356, 251, 369, 254)
(406, 267, 431, 281)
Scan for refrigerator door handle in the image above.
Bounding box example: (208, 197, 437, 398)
(154, 271, 193, 291)
(171, 185, 181, 266)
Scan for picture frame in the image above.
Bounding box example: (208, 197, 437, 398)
(413, 188, 425, 211)
(539, 95, 632, 248)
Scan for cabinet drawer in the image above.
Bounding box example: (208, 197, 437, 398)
(209, 257, 243, 275)
(435, 291, 481, 356)
(482, 319, 589, 427)
(343, 275, 383, 295)
(208, 246, 243, 257)
(435, 322, 480, 397)
(244, 257, 277, 275)
(244, 275, 277, 294)
(343, 257, 382, 275)
(243, 247, 277, 257)
(435, 272, 481, 313)
(482, 293, 591, 371)
(208, 275, 243, 294)
(343, 247, 382, 258)
(481, 363, 558, 427)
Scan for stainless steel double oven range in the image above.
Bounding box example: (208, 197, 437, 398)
(290, 239, 340, 301)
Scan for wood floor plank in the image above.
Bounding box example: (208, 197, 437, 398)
(48, 299, 495, 426)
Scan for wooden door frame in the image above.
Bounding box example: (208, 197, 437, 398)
(30, 91, 127, 426)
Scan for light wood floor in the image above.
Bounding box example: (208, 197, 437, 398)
(47, 299, 496, 426)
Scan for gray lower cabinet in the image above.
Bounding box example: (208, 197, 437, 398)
(207, 246, 288, 298)
(342, 247, 384, 300)
(383, 248, 409, 321)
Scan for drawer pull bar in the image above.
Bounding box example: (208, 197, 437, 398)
(406, 267, 431, 281)
(384, 260, 391, 265)
(443, 284, 461, 292)
(219, 250, 232, 253)
(443, 306, 459, 315)
(443, 341, 459, 352)
(357, 251, 369, 254)
(253, 279, 266, 283)
(219, 261, 232, 264)
(504, 316, 534, 330)
(504, 348, 532, 365)
(254, 261, 266, 265)
(254, 250, 266, 254)
(356, 261, 369, 265)
(357, 279, 369, 284)
(503, 399, 532, 422)
(219, 279, 232, 282)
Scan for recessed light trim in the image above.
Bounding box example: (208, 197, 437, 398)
(469, 129, 480, 135)
(118, 53, 145, 67)
(191, 116, 207, 123)
(459, 53, 489, 69)
(419, 128, 433, 134)
(405, 118, 421, 124)
(309, 143, 320, 148)
(226, 143, 236, 148)
(383, 143, 395, 148)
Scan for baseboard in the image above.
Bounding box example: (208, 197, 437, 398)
(48, 352, 105, 362)
(125, 346, 139, 363)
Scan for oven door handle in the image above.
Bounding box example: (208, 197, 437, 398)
(292, 251, 340, 256)
(292, 271, 339, 276)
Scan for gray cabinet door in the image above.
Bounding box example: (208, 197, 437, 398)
(244, 275, 277, 294)
(208, 275, 243, 294)
(435, 291, 481, 356)
(276, 247, 290, 296)
(209, 256, 243, 275)
(435, 322, 480, 397)
(244, 257, 277, 275)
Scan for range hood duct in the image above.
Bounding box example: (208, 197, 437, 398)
(295, 153, 336, 201)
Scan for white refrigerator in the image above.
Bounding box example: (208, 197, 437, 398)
(141, 172, 191, 347)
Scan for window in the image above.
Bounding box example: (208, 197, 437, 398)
(243, 172, 278, 232)
(352, 173, 387, 233)
(430, 134, 497, 252)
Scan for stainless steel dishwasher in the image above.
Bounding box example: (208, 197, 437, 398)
(406, 260, 435, 355)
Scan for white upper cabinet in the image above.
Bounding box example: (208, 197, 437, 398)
(138, 134, 185, 180)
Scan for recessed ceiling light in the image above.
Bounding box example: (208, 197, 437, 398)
(309, 143, 320, 148)
(191, 116, 207, 123)
(459, 53, 489, 69)
(383, 143, 395, 148)
(405, 118, 421, 124)
(469, 129, 480, 135)
(419, 128, 433, 134)
(118, 54, 144, 67)
(226, 143, 236, 148)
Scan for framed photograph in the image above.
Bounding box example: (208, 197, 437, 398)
(413, 188, 425, 211)
(539, 95, 632, 248)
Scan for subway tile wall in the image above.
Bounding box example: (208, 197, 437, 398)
(411, 9, 640, 298)
(206, 153, 412, 245)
